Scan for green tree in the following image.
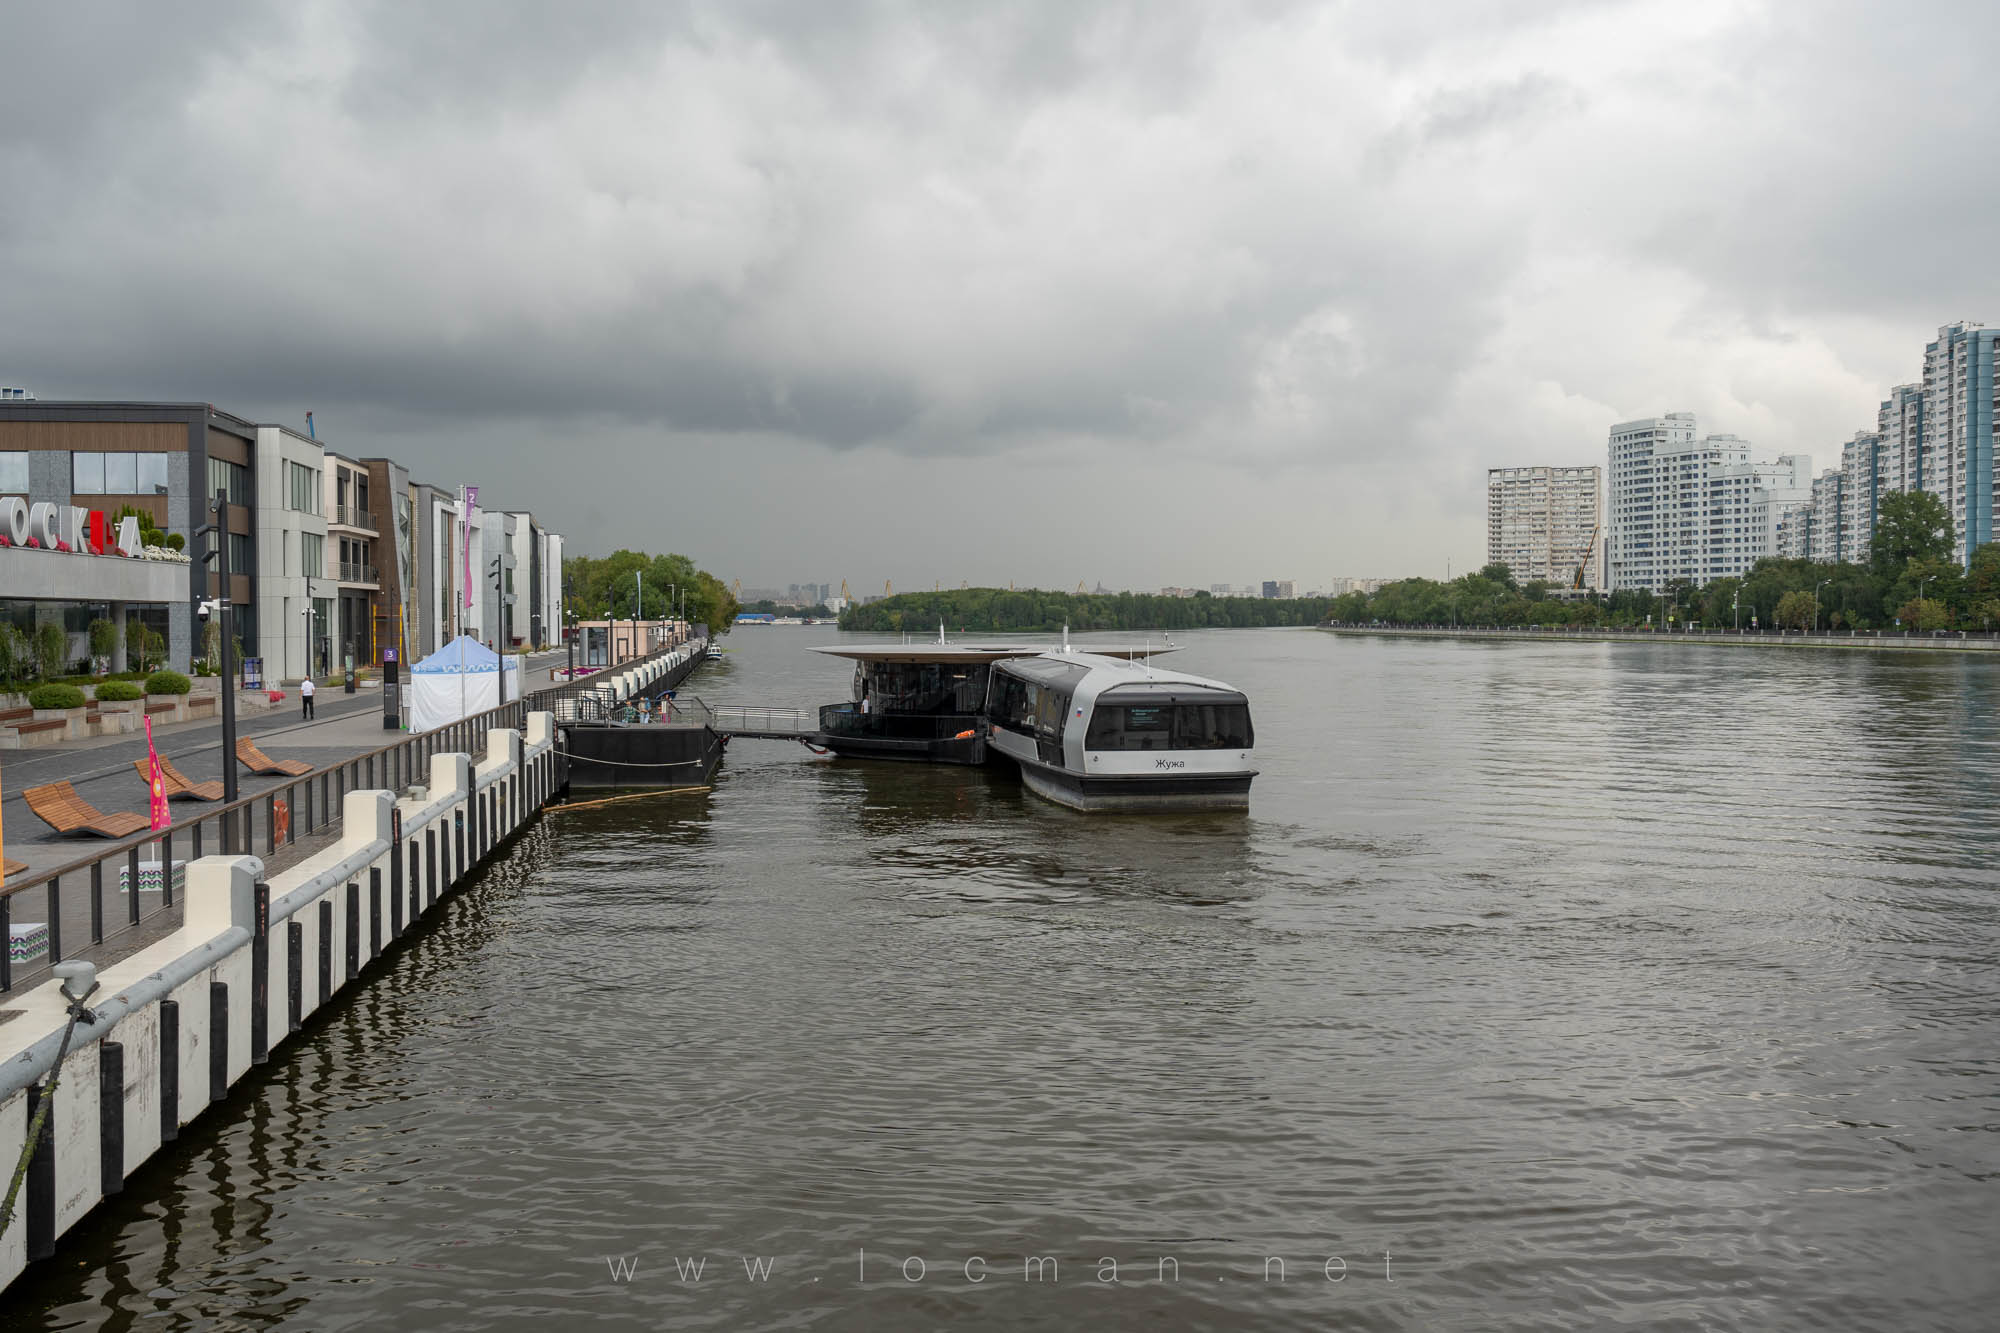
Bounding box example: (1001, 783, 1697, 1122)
(1871, 489, 1953, 578)
(1774, 589, 1816, 631)
(1897, 597, 1950, 631)
(32, 621, 68, 679)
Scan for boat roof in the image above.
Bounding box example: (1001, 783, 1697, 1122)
(809, 643, 1179, 663)
(995, 650, 1243, 697)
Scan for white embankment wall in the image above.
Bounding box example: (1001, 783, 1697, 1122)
(0, 712, 562, 1291)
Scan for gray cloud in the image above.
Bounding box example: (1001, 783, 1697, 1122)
(2, 0, 1995, 588)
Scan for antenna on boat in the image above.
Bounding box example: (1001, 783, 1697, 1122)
(1062, 623, 1070, 654)
(939, 618, 946, 646)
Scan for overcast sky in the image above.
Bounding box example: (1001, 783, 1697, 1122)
(4, 0, 1996, 591)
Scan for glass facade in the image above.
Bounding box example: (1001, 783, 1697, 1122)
(0, 451, 27, 492)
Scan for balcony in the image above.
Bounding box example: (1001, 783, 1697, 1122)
(337, 561, 380, 585)
(330, 503, 377, 532)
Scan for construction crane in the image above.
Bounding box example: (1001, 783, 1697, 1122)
(1076, 581, 1086, 594)
(1571, 524, 1600, 591)
(840, 578, 851, 600)
(731, 578, 741, 598)
(885, 579, 893, 598)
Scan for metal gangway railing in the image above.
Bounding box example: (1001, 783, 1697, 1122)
(706, 702, 817, 738)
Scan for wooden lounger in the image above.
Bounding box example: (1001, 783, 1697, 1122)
(2, 857, 27, 880)
(237, 738, 313, 776)
(22, 780, 150, 839)
(132, 755, 226, 801)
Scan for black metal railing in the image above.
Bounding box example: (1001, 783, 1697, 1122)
(0, 698, 534, 997)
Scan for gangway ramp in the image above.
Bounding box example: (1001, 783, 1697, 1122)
(708, 703, 818, 740)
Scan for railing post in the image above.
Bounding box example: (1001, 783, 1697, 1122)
(250, 878, 270, 1064)
(24, 1079, 55, 1260)
(100, 1039, 125, 1197)
(159, 998, 180, 1142)
(345, 880, 360, 981)
(287, 919, 303, 1034)
(319, 899, 333, 1005)
(369, 866, 383, 959)
(208, 979, 229, 1103)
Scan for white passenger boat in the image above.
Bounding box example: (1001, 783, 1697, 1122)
(808, 635, 1256, 811)
(982, 652, 1256, 812)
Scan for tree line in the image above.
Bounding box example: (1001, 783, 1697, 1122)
(1327, 492, 2000, 632)
(561, 550, 740, 635)
(839, 588, 1338, 633)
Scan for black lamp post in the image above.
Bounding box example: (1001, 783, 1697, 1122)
(195, 488, 241, 847)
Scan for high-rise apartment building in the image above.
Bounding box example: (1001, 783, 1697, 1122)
(1486, 464, 1601, 588)
(1924, 321, 1999, 562)
(1786, 321, 1997, 571)
(1605, 414, 1811, 592)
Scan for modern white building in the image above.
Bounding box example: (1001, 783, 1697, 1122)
(1487, 464, 1602, 588)
(251, 425, 328, 681)
(1605, 413, 1812, 592)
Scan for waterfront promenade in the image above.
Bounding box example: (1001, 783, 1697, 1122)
(1, 647, 572, 880)
(1319, 624, 2000, 652)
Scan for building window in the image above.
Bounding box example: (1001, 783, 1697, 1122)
(287, 461, 321, 514)
(228, 531, 254, 573)
(0, 451, 25, 493)
(301, 531, 324, 579)
(206, 456, 250, 506)
(70, 451, 169, 495)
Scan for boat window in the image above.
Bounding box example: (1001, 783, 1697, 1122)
(1084, 703, 1253, 751)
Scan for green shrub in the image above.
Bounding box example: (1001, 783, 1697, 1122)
(145, 669, 193, 696)
(163, 532, 185, 551)
(29, 683, 87, 710)
(95, 680, 144, 701)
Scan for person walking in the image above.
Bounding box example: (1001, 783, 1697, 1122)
(301, 674, 316, 720)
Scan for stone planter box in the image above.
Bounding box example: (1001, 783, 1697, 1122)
(190, 676, 223, 696)
(88, 710, 138, 737)
(98, 697, 144, 716)
(34, 705, 92, 739)
(144, 697, 187, 724)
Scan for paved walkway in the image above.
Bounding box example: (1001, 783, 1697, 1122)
(1, 649, 570, 877)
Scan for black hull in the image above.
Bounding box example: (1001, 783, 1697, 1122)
(816, 733, 988, 765)
(1011, 753, 1255, 812)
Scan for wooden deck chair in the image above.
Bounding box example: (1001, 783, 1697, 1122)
(133, 755, 226, 801)
(236, 738, 314, 776)
(21, 781, 150, 838)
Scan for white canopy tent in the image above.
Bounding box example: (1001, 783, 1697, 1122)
(409, 635, 522, 732)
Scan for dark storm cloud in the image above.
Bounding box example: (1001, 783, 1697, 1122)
(1, 0, 1995, 581)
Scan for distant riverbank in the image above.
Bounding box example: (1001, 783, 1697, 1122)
(1318, 624, 2000, 653)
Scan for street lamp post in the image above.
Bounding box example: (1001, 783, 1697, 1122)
(1814, 578, 1831, 633)
(1733, 588, 1740, 633)
(197, 488, 241, 848)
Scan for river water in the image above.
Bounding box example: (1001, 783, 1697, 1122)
(11, 628, 1999, 1331)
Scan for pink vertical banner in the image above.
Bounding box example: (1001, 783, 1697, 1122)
(145, 716, 170, 830)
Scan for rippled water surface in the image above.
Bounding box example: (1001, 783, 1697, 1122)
(14, 628, 2000, 1331)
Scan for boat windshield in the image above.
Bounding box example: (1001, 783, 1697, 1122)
(1084, 701, 1254, 751)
